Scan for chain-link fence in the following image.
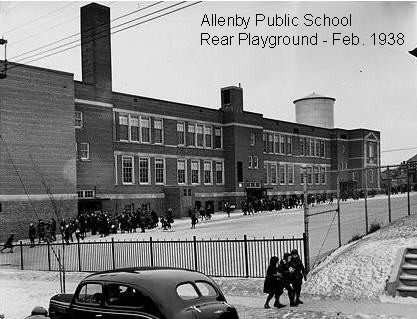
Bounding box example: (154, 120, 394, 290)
(306, 162, 417, 269)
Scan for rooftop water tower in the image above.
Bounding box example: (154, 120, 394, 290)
(294, 92, 336, 129)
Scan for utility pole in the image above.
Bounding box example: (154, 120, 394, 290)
(303, 173, 310, 272)
(336, 171, 341, 247)
(407, 162, 411, 216)
(387, 166, 392, 223)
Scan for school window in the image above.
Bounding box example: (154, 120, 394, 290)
(263, 133, 268, 153)
(118, 114, 129, 141)
(250, 132, 256, 146)
(287, 165, 294, 184)
(177, 122, 185, 146)
(196, 124, 204, 147)
(274, 134, 279, 154)
(204, 161, 212, 184)
(216, 161, 224, 184)
(139, 157, 150, 184)
(130, 116, 140, 142)
(352, 171, 357, 181)
(305, 138, 310, 157)
(204, 125, 212, 148)
(320, 140, 325, 157)
(270, 164, 277, 184)
(264, 163, 269, 184)
(188, 123, 196, 147)
(279, 165, 286, 184)
(248, 156, 253, 169)
(268, 134, 274, 153)
(177, 159, 186, 184)
(314, 166, 320, 184)
(300, 167, 306, 184)
(155, 158, 165, 184)
(279, 135, 285, 154)
(369, 169, 374, 183)
(122, 156, 134, 184)
(214, 127, 222, 149)
(253, 156, 259, 169)
(80, 143, 90, 160)
(307, 166, 313, 184)
(321, 167, 326, 184)
(75, 111, 83, 128)
(154, 118, 163, 144)
(310, 139, 315, 157)
(300, 137, 305, 156)
(141, 117, 150, 143)
(315, 140, 320, 157)
(191, 160, 200, 184)
(286, 136, 292, 155)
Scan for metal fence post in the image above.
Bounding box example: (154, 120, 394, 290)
(77, 239, 82, 272)
(150, 237, 154, 267)
(407, 163, 411, 216)
(303, 177, 310, 273)
(47, 242, 51, 271)
(193, 236, 198, 271)
(337, 171, 341, 247)
(20, 241, 24, 270)
(364, 167, 369, 234)
(111, 237, 116, 269)
(388, 170, 392, 223)
(243, 235, 249, 278)
(302, 233, 308, 272)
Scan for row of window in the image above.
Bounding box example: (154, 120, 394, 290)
(177, 122, 222, 149)
(299, 137, 326, 158)
(118, 114, 163, 144)
(264, 164, 327, 185)
(119, 156, 224, 186)
(262, 133, 293, 155)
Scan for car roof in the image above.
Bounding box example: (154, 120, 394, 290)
(83, 267, 213, 287)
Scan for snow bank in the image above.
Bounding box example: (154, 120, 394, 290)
(303, 214, 417, 301)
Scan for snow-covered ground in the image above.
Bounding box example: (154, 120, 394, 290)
(304, 213, 417, 301)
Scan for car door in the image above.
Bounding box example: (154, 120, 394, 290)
(70, 282, 105, 319)
(101, 283, 162, 319)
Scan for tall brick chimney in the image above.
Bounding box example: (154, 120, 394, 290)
(81, 3, 112, 91)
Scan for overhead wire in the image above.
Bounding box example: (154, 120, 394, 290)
(9, 1, 163, 59)
(2, 1, 201, 72)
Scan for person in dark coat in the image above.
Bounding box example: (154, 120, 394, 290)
(191, 211, 198, 229)
(277, 253, 296, 307)
(290, 249, 307, 305)
(29, 223, 36, 247)
(25, 306, 50, 318)
(37, 219, 45, 243)
(1, 234, 14, 253)
(263, 256, 284, 308)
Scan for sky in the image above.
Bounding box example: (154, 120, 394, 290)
(0, 1, 416, 165)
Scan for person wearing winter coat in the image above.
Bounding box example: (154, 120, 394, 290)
(289, 249, 307, 305)
(29, 223, 36, 247)
(277, 253, 296, 307)
(263, 256, 285, 308)
(1, 234, 14, 253)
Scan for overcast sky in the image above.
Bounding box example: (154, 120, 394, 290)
(1, 1, 416, 165)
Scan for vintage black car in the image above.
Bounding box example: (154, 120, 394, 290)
(49, 267, 239, 319)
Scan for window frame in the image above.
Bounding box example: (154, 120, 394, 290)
(204, 125, 212, 149)
(279, 165, 286, 185)
(215, 161, 224, 185)
(122, 156, 134, 185)
(191, 159, 200, 185)
(253, 156, 259, 169)
(214, 126, 222, 149)
(80, 142, 90, 161)
(75, 111, 83, 128)
(287, 165, 294, 185)
(118, 114, 129, 142)
(154, 158, 165, 185)
(138, 157, 150, 185)
(188, 123, 196, 147)
(140, 116, 151, 144)
(250, 132, 256, 146)
(270, 163, 277, 185)
(203, 160, 213, 185)
(130, 115, 140, 142)
(153, 118, 164, 145)
(196, 124, 204, 148)
(177, 121, 186, 146)
(177, 159, 187, 185)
